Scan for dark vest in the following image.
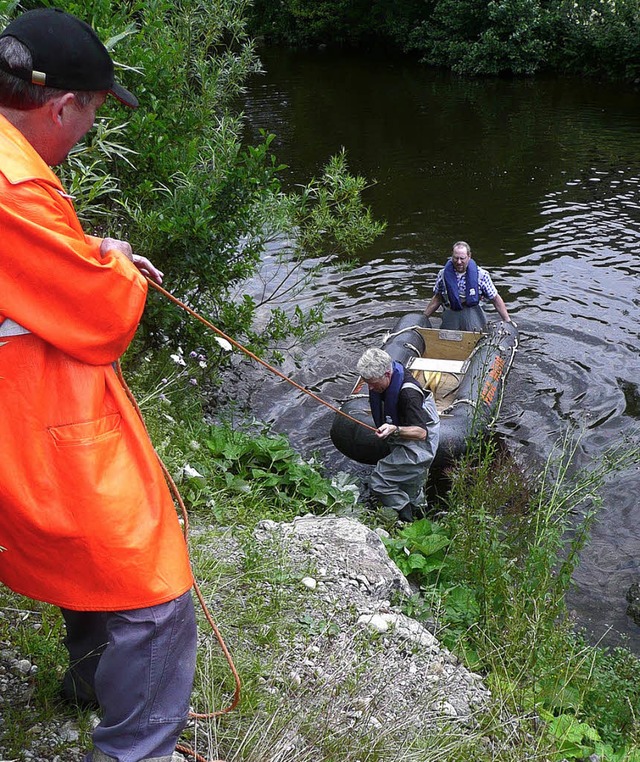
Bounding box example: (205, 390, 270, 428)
(369, 361, 422, 427)
(443, 259, 480, 310)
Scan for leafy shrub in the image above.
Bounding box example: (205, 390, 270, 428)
(406, 0, 556, 75)
(553, 0, 640, 80)
(202, 425, 358, 512)
(9, 0, 384, 362)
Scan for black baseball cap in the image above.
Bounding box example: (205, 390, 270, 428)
(0, 8, 138, 108)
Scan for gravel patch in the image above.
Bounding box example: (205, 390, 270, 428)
(0, 628, 90, 762)
(1, 514, 508, 761)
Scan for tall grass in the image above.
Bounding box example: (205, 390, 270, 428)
(385, 430, 640, 761)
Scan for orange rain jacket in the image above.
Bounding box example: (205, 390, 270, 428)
(0, 114, 193, 611)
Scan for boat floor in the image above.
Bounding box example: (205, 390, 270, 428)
(409, 327, 483, 413)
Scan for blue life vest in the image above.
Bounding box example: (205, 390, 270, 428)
(443, 259, 480, 310)
(369, 361, 422, 427)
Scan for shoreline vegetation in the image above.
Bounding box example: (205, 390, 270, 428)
(249, 0, 640, 83)
(1, 0, 639, 759)
(1, 385, 639, 760)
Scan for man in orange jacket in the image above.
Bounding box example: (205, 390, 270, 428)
(0, 9, 196, 762)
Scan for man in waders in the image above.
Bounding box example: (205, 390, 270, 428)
(423, 240, 511, 331)
(0, 9, 196, 762)
(357, 348, 440, 522)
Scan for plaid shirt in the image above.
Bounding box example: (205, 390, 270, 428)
(433, 265, 498, 305)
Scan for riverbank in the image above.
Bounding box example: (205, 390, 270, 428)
(1, 398, 639, 761)
(0, 516, 503, 762)
(0, 509, 604, 762)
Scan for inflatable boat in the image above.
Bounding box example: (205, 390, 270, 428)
(330, 311, 518, 474)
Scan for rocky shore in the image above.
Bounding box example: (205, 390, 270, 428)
(1, 515, 515, 761)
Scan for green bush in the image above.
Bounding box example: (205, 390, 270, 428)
(406, 0, 565, 75)
(8, 0, 383, 361)
(553, 0, 640, 80)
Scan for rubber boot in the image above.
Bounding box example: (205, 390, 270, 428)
(62, 667, 99, 709)
(397, 503, 413, 522)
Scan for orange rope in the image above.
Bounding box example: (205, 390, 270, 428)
(147, 280, 377, 433)
(116, 281, 375, 762)
(175, 744, 210, 762)
(116, 363, 239, 762)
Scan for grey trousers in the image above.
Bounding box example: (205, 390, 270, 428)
(440, 304, 487, 332)
(370, 440, 434, 513)
(62, 590, 197, 762)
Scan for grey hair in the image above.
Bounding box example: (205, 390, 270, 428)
(452, 240, 472, 256)
(356, 348, 392, 379)
(0, 36, 94, 110)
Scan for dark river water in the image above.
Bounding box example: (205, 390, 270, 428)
(239, 47, 640, 651)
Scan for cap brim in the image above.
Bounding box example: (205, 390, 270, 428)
(109, 81, 138, 109)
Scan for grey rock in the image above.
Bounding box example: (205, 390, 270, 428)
(251, 513, 492, 741)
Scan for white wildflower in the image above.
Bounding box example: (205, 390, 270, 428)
(183, 464, 204, 479)
(214, 336, 233, 352)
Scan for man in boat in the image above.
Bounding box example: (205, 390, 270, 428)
(0, 9, 196, 762)
(356, 348, 440, 522)
(423, 240, 511, 331)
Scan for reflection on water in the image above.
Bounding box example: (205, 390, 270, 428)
(240, 48, 640, 650)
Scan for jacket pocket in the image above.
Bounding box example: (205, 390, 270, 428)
(48, 413, 121, 447)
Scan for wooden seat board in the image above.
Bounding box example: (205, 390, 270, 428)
(408, 357, 466, 374)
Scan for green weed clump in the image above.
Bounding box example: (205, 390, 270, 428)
(384, 432, 640, 762)
(124, 354, 359, 532)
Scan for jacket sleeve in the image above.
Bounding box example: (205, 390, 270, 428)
(0, 177, 147, 365)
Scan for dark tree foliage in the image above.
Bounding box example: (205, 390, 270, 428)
(250, 0, 427, 49)
(551, 0, 640, 80)
(407, 0, 555, 75)
(249, 0, 640, 82)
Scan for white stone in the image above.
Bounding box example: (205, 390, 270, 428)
(15, 659, 31, 674)
(301, 577, 317, 590)
(358, 613, 392, 633)
(437, 701, 458, 717)
(356, 574, 371, 589)
(59, 721, 80, 743)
